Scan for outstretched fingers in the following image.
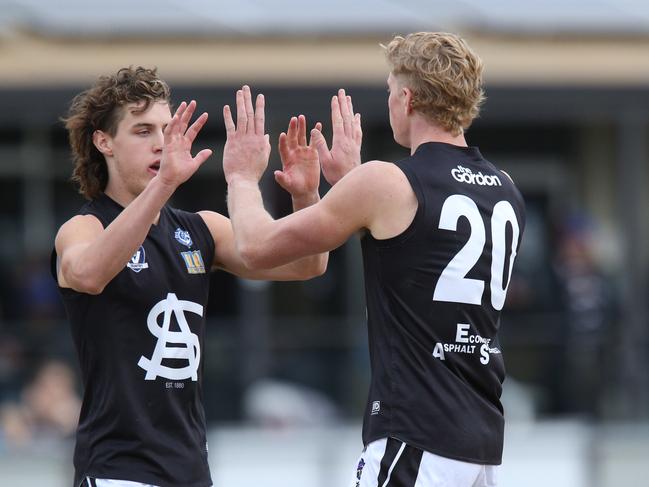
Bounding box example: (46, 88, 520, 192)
(179, 100, 197, 133)
(223, 105, 235, 135)
(242, 85, 255, 134)
(311, 128, 332, 166)
(287, 116, 298, 148)
(273, 169, 290, 190)
(345, 93, 363, 144)
(309, 122, 323, 147)
(254, 93, 265, 135)
(185, 112, 209, 143)
(331, 95, 344, 138)
(193, 148, 213, 167)
(338, 89, 352, 136)
(165, 101, 186, 139)
(297, 115, 307, 147)
(278, 131, 289, 162)
(235, 89, 247, 132)
(354, 113, 363, 144)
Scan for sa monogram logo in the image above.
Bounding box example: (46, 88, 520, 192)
(127, 246, 149, 273)
(137, 293, 202, 381)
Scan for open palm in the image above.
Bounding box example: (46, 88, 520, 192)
(159, 100, 212, 187)
(275, 115, 322, 198)
(311, 89, 362, 186)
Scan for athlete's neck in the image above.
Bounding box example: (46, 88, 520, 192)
(407, 116, 468, 155)
(104, 184, 161, 225)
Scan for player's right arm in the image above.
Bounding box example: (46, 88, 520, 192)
(54, 177, 176, 294)
(55, 101, 212, 294)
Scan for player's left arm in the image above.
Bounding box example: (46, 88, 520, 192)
(225, 158, 394, 269)
(222, 85, 400, 270)
(204, 89, 327, 280)
(198, 210, 325, 280)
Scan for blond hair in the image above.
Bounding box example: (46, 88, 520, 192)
(383, 32, 485, 135)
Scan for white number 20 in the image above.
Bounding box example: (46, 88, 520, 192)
(432, 195, 520, 310)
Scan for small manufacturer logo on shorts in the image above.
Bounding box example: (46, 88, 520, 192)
(371, 401, 381, 415)
(356, 457, 366, 485)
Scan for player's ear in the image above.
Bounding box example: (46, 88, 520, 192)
(93, 130, 113, 157)
(403, 87, 414, 115)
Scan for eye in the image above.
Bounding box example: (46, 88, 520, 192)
(137, 130, 150, 136)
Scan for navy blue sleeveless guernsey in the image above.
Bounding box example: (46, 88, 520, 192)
(52, 193, 215, 487)
(361, 142, 525, 465)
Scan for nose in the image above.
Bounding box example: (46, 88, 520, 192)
(152, 129, 164, 152)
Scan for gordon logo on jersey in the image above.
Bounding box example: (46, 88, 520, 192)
(451, 165, 501, 187)
(127, 246, 149, 273)
(181, 250, 206, 274)
(138, 293, 202, 381)
(174, 227, 193, 247)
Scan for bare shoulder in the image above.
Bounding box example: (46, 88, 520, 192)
(337, 160, 410, 193)
(196, 210, 234, 245)
(197, 210, 231, 232)
(325, 160, 416, 239)
(55, 214, 104, 252)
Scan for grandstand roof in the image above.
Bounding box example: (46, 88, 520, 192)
(2, 0, 649, 38)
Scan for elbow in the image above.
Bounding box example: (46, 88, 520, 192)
(312, 257, 328, 278)
(73, 273, 106, 295)
(238, 242, 268, 270)
(78, 280, 105, 296)
(296, 255, 329, 281)
(63, 262, 106, 295)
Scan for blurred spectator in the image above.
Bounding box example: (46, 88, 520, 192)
(0, 334, 26, 403)
(549, 213, 618, 417)
(0, 359, 80, 450)
(243, 379, 339, 428)
(14, 254, 65, 323)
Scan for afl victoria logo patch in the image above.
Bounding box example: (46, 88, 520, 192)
(127, 246, 149, 273)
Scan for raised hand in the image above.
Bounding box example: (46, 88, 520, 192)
(275, 115, 323, 199)
(222, 85, 271, 184)
(158, 100, 212, 188)
(311, 89, 362, 185)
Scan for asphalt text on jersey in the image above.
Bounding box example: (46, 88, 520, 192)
(432, 323, 501, 365)
(137, 293, 202, 381)
(451, 165, 502, 187)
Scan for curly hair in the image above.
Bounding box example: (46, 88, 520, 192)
(383, 32, 485, 136)
(62, 67, 171, 200)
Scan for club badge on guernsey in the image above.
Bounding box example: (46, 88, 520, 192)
(174, 228, 193, 247)
(127, 246, 149, 273)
